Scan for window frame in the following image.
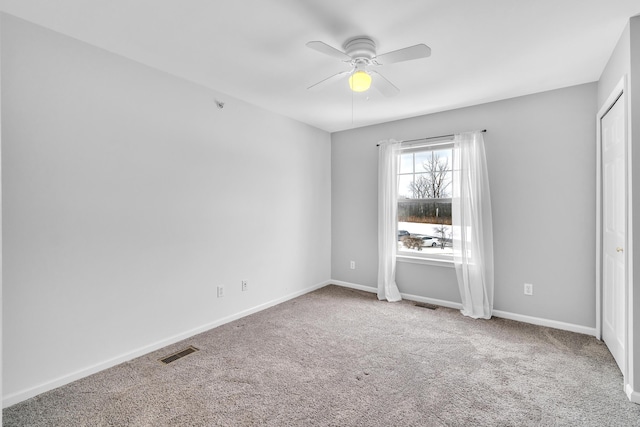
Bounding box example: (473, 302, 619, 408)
(396, 138, 455, 266)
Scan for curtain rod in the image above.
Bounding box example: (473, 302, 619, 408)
(376, 129, 487, 146)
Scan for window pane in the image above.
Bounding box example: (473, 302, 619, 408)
(408, 170, 452, 199)
(397, 199, 453, 256)
(432, 149, 452, 171)
(411, 173, 430, 199)
(440, 171, 452, 198)
(398, 199, 451, 224)
(398, 175, 414, 199)
(399, 153, 414, 174)
(414, 151, 431, 171)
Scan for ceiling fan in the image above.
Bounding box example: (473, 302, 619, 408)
(306, 36, 431, 97)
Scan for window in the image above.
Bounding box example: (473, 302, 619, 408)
(397, 141, 453, 262)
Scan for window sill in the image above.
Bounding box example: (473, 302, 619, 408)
(397, 254, 455, 268)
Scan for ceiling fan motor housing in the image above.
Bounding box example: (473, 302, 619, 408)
(343, 37, 376, 61)
(306, 35, 414, 96)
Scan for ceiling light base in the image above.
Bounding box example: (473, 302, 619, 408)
(343, 37, 376, 61)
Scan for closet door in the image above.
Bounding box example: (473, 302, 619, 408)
(600, 90, 626, 374)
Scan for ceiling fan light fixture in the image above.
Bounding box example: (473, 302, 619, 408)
(348, 70, 372, 92)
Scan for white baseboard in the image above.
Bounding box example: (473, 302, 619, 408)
(330, 280, 463, 310)
(329, 280, 376, 294)
(491, 310, 597, 337)
(626, 383, 640, 404)
(331, 280, 596, 337)
(3, 280, 331, 408)
(399, 292, 463, 310)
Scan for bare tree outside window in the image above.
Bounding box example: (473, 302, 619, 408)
(408, 153, 451, 199)
(433, 224, 450, 249)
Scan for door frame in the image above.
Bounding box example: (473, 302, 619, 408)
(596, 75, 634, 399)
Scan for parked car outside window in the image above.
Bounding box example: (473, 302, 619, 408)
(419, 235, 440, 247)
(398, 230, 410, 240)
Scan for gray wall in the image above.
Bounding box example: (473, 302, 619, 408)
(332, 83, 597, 327)
(2, 14, 331, 403)
(598, 23, 630, 107)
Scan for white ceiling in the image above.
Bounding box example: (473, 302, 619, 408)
(1, 1, 638, 133)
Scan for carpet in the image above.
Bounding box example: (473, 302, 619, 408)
(4, 285, 640, 426)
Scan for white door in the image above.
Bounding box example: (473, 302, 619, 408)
(601, 91, 626, 373)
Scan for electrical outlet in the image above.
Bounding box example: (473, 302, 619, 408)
(241, 280, 248, 292)
(524, 283, 533, 296)
(217, 285, 224, 298)
(350, 261, 356, 270)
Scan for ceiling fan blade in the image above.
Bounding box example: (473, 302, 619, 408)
(306, 41, 352, 61)
(375, 44, 431, 65)
(369, 71, 399, 97)
(307, 70, 352, 91)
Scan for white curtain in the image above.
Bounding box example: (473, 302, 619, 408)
(452, 131, 494, 319)
(377, 139, 402, 302)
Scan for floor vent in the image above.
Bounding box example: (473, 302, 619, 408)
(414, 302, 438, 310)
(159, 346, 199, 364)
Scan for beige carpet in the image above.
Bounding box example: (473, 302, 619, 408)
(4, 285, 640, 426)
